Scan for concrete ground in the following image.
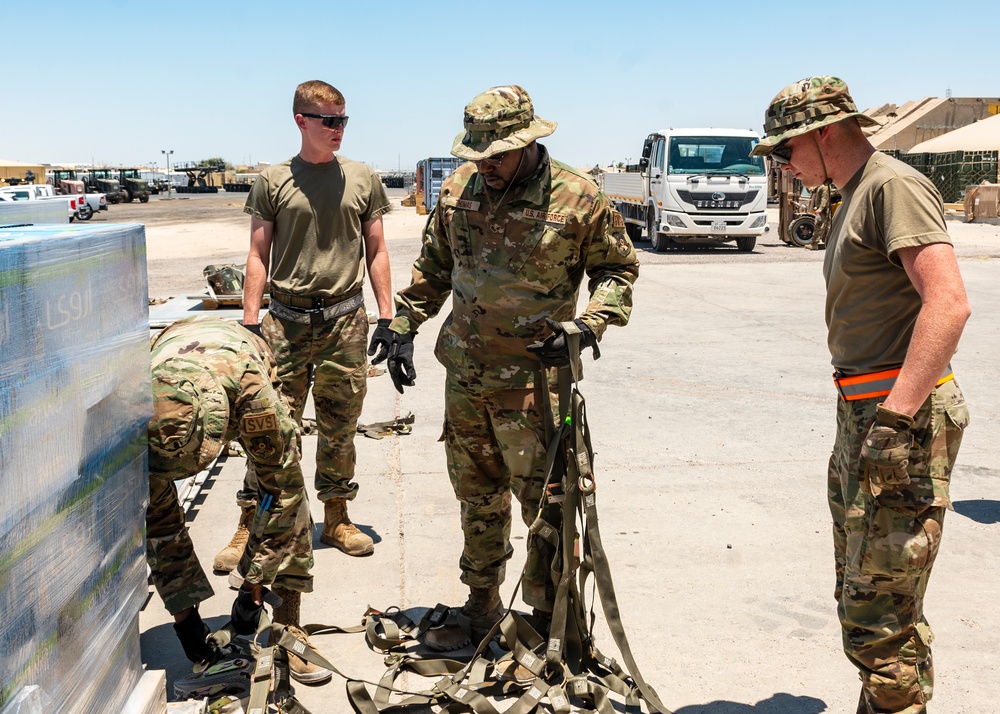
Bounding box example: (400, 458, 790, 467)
(139, 203, 1000, 713)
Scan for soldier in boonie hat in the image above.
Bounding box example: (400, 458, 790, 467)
(753, 76, 972, 714)
(451, 85, 557, 161)
(750, 76, 880, 157)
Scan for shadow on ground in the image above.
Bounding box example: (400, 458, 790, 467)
(673, 693, 827, 713)
(953, 499, 1000, 524)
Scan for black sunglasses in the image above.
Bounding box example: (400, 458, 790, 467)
(770, 140, 793, 166)
(300, 113, 349, 129)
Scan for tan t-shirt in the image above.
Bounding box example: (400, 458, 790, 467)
(823, 153, 951, 374)
(244, 155, 391, 298)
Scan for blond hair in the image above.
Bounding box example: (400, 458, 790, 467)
(293, 81, 345, 114)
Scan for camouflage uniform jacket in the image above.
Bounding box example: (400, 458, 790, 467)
(150, 317, 305, 585)
(391, 146, 638, 389)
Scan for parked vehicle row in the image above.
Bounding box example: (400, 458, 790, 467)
(0, 183, 103, 221)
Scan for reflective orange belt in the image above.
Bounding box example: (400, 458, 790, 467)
(833, 364, 954, 401)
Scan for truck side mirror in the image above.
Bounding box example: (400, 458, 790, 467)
(638, 157, 649, 171)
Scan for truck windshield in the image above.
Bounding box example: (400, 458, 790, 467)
(667, 136, 766, 176)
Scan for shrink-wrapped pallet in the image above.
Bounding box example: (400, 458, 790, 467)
(0, 224, 152, 714)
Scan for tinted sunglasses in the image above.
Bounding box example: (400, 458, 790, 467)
(300, 113, 349, 129)
(476, 153, 506, 168)
(770, 140, 793, 166)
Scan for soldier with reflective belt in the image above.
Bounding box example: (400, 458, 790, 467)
(374, 85, 639, 657)
(147, 316, 330, 683)
(752, 76, 972, 713)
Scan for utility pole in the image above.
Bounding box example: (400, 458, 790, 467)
(161, 149, 174, 198)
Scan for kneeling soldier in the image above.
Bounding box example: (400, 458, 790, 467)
(146, 316, 330, 683)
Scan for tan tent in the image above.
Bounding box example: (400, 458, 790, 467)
(907, 113, 1000, 153)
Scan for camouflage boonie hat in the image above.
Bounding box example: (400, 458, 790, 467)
(750, 76, 881, 156)
(204, 264, 245, 296)
(452, 85, 557, 161)
(148, 363, 229, 475)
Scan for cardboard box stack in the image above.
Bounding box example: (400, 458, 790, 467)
(0, 224, 153, 713)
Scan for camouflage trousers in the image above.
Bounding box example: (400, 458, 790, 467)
(237, 458, 315, 594)
(146, 470, 214, 616)
(442, 374, 557, 612)
(234, 356, 315, 594)
(260, 303, 369, 502)
(828, 379, 969, 713)
(219, 323, 315, 593)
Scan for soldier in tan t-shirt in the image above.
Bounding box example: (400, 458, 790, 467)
(237, 80, 394, 570)
(753, 77, 971, 713)
(209, 84, 394, 679)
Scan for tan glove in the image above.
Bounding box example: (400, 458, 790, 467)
(860, 404, 914, 496)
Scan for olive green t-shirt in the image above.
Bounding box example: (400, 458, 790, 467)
(244, 155, 391, 298)
(823, 153, 951, 375)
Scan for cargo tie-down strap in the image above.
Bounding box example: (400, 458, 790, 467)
(230, 321, 669, 713)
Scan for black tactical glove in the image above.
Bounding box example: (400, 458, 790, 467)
(231, 588, 265, 636)
(526, 318, 599, 368)
(386, 330, 416, 394)
(243, 323, 263, 338)
(860, 404, 914, 496)
(368, 318, 393, 364)
(173, 608, 217, 664)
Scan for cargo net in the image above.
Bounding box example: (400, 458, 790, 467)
(203, 327, 669, 714)
(899, 150, 999, 203)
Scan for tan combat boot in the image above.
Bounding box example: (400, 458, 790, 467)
(212, 505, 255, 573)
(270, 586, 332, 684)
(319, 498, 374, 556)
(424, 585, 504, 651)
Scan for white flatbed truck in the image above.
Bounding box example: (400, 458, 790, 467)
(601, 128, 769, 252)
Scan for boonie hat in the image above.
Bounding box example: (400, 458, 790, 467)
(452, 85, 557, 161)
(750, 76, 881, 157)
(148, 364, 229, 476)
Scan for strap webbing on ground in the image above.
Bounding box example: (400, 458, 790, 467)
(218, 322, 670, 712)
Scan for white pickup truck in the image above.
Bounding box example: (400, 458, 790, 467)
(601, 128, 769, 252)
(0, 183, 104, 220)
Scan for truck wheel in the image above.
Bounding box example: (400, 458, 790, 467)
(76, 204, 94, 220)
(122, 189, 131, 203)
(648, 212, 668, 253)
(736, 235, 756, 252)
(140, 194, 149, 203)
(626, 223, 642, 242)
(788, 215, 816, 247)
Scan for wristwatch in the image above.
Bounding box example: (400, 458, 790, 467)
(875, 403, 915, 430)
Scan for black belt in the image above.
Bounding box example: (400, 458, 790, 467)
(270, 288, 359, 310)
(269, 292, 364, 325)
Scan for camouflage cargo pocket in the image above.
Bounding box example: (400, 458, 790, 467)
(348, 363, 368, 395)
(858, 502, 945, 593)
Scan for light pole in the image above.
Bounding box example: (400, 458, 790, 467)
(161, 149, 173, 198)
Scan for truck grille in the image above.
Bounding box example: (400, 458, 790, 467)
(675, 189, 759, 210)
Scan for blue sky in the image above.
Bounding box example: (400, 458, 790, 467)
(3, 0, 997, 171)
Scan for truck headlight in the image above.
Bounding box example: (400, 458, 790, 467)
(749, 215, 767, 229)
(663, 214, 686, 228)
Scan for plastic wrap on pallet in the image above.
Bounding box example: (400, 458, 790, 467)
(0, 201, 69, 228)
(0, 224, 152, 714)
